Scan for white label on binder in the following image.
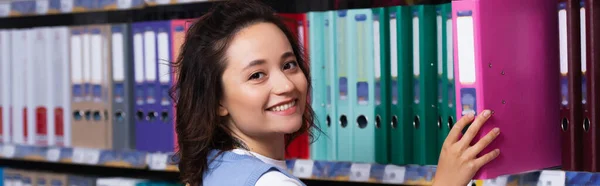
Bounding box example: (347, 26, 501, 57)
(292, 160, 314, 178)
(437, 15, 443, 75)
(36, 0, 49, 14)
(374, 19, 381, 79)
(537, 170, 566, 186)
(349, 163, 371, 182)
(82, 33, 91, 85)
(456, 13, 476, 84)
(46, 147, 60, 162)
(71, 34, 83, 83)
(144, 31, 157, 82)
(581, 7, 586, 74)
(446, 18, 454, 80)
(413, 16, 420, 77)
(91, 34, 103, 84)
(2, 144, 15, 158)
(60, 0, 73, 13)
(134, 33, 144, 83)
(112, 32, 125, 81)
(390, 17, 398, 78)
(0, 2, 9, 17)
(383, 165, 406, 184)
(158, 32, 171, 83)
(149, 153, 168, 170)
(559, 9, 568, 75)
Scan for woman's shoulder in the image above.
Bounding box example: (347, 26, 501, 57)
(203, 150, 284, 186)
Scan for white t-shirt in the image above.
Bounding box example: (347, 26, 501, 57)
(231, 149, 303, 186)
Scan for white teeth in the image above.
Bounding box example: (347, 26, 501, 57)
(271, 100, 296, 112)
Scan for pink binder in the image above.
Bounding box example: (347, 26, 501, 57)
(452, 0, 562, 179)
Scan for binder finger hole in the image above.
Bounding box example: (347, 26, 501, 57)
(413, 116, 420, 129)
(357, 115, 368, 129)
(136, 110, 144, 121)
(447, 116, 454, 129)
(584, 118, 590, 132)
(93, 111, 101, 121)
(375, 115, 381, 129)
(115, 110, 124, 122)
(73, 111, 82, 121)
(340, 115, 348, 128)
(437, 116, 442, 129)
(561, 117, 569, 132)
(84, 110, 92, 121)
(161, 111, 169, 122)
(391, 116, 398, 129)
(148, 111, 158, 121)
(326, 115, 331, 128)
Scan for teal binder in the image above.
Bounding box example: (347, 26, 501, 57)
(412, 4, 439, 165)
(335, 10, 353, 162)
(443, 3, 456, 141)
(347, 9, 376, 163)
(373, 7, 391, 164)
(325, 11, 339, 161)
(436, 2, 454, 156)
(388, 5, 414, 165)
(308, 11, 328, 161)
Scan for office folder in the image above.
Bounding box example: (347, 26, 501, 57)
(452, 0, 561, 178)
(307, 12, 328, 161)
(156, 21, 175, 153)
(111, 24, 135, 150)
(278, 13, 310, 159)
(436, 2, 453, 154)
(52, 27, 72, 147)
(42, 27, 57, 146)
(70, 27, 88, 148)
(444, 3, 456, 147)
(558, 0, 584, 171)
(25, 29, 37, 146)
(0, 30, 11, 144)
(324, 11, 339, 161)
(388, 5, 414, 165)
(336, 10, 353, 162)
(582, 0, 600, 172)
(132, 22, 148, 152)
(373, 7, 391, 164)
(412, 5, 438, 165)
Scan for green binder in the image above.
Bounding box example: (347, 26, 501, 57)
(436, 2, 454, 156)
(373, 7, 391, 164)
(308, 11, 328, 161)
(388, 5, 414, 165)
(412, 4, 439, 165)
(324, 11, 339, 161)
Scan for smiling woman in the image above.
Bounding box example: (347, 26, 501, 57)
(172, 0, 502, 186)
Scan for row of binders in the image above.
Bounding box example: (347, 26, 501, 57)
(306, 0, 600, 180)
(1, 168, 183, 186)
(0, 16, 311, 158)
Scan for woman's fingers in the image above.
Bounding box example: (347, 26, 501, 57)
(444, 113, 474, 146)
(465, 127, 500, 158)
(473, 148, 501, 169)
(459, 110, 492, 147)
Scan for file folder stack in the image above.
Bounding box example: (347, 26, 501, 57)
(452, 0, 561, 179)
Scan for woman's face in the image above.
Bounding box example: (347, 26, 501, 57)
(219, 22, 308, 138)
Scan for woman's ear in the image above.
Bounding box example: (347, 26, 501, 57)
(218, 104, 229, 116)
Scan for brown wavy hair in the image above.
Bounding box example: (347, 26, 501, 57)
(169, 0, 319, 185)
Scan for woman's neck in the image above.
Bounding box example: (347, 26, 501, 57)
(233, 132, 286, 160)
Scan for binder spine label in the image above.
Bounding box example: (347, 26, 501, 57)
(337, 13, 348, 101)
(112, 31, 125, 103)
(71, 32, 83, 102)
(412, 12, 420, 104)
(581, 3, 586, 105)
(374, 14, 381, 106)
(356, 14, 369, 106)
(54, 107, 64, 146)
(559, 3, 568, 106)
(91, 31, 103, 102)
(446, 16, 454, 109)
(158, 31, 171, 106)
(325, 19, 332, 106)
(437, 12, 443, 104)
(456, 10, 477, 116)
(133, 32, 144, 106)
(35, 107, 47, 145)
(390, 13, 398, 105)
(144, 29, 157, 104)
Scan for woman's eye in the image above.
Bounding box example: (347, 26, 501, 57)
(249, 72, 265, 80)
(283, 61, 298, 70)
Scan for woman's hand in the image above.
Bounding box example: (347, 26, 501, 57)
(432, 110, 501, 186)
